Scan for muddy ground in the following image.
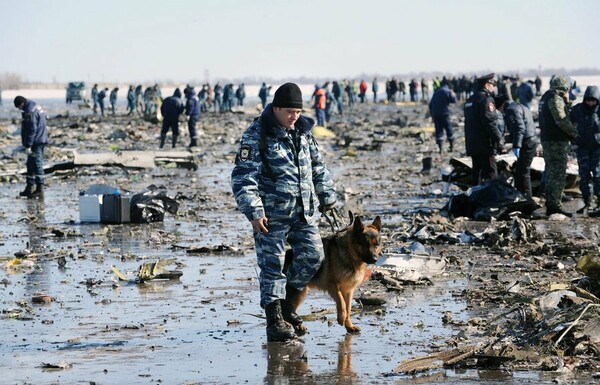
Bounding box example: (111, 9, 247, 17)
(1, 98, 600, 385)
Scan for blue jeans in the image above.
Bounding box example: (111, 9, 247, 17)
(315, 108, 325, 126)
(26, 144, 45, 185)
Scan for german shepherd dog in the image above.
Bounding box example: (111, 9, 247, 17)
(284, 212, 382, 334)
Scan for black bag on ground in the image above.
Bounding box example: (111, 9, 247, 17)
(130, 185, 179, 223)
(443, 179, 539, 221)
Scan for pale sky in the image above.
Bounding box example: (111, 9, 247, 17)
(1, 0, 599, 83)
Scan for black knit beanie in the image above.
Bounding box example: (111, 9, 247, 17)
(272, 83, 303, 109)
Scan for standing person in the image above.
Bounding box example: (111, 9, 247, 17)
(409, 79, 419, 102)
(198, 85, 208, 113)
(258, 82, 269, 109)
(91, 84, 99, 114)
(398, 79, 406, 101)
(372, 77, 379, 103)
(421, 78, 429, 101)
(539, 76, 578, 217)
(185, 86, 200, 147)
(143, 86, 153, 117)
(109, 87, 119, 115)
(135, 85, 144, 115)
(570, 86, 600, 213)
(464, 73, 502, 186)
(429, 80, 457, 154)
(312, 84, 326, 126)
(213, 83, 223, 112)
(231, 82, 337, 342)
(358, 80, 367, 103)
(332, 81, 343, 115)
(321, 82, 333, 123)
(126, 85, 136, 115)
(159, 88, 184, 148)
(495, 94, 537, 199)
(14, 96, 48, 198)
(345, 81, 355, 107)
(535, 75, 542, 96)
(97, 87, 108, 117)
(236, 83, 246, 106)
(389, 78, 398, 102)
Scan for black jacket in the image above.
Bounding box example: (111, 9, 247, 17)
(570, 86, 600, 149)
(464, 90, 501, 156)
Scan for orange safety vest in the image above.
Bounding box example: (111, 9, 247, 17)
(314, 89, 326, 109)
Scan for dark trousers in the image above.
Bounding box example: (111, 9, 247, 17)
(187, 116, 198, 140)
(26, 144, 45, 185)
(576, 146, 600, 202)
(160, 120, 179, 147)
(335, 96, 343, 114)
(471, 154, 497, 186)
(514, 139, 536, 199)
(433, 114, 454, 145)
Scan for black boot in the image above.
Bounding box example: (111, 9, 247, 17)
(281, 286, 303, 327)
(437, 142, 443, 154)
(188, 138, 197, 147)
(546, 208, 572, 218)
(265, 300, 296, 342)
(449, 140, 454, 152)
(29, 183, 44, 199)
(19, 184, 35, 197)
(172, 135, 178, 148)
(159, 136, 166, 149)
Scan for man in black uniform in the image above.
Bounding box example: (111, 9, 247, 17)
(464, 73, 502, 186)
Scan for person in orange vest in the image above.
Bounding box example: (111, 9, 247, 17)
(359, 80, 368, 103)
(312, 84, 326, 126)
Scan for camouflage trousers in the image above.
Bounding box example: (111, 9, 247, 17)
(576, 147, 600, 202)
(542, 141, 570, 211)
(253, 208, 325, 308)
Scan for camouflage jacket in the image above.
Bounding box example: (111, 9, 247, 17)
(231, 104, 336, 224)
(539, 90, 577, 142)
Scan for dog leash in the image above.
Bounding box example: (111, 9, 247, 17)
(323, 207, 347, 233)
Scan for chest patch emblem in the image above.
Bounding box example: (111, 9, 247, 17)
(239, 145, 251, 161)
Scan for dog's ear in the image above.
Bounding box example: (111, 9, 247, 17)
(371, 216, 382, 232)
(348, 210, 354, 225)
(352, 215, 363, 234)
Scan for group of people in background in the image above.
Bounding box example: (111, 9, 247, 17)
(10, 72, 599, 219)
(456, 72, 599, 218)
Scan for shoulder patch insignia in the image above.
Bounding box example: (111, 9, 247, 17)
(239, 145, 251, 161)
(488, 102, 495, 112)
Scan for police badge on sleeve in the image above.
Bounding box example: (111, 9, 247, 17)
(239, 144, 251, 161)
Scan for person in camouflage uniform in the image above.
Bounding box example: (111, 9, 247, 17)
(539, 76, 578, 217)
(570, 85, 600, 213)
(231, 82, 337, 342)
